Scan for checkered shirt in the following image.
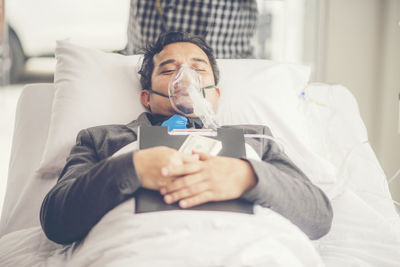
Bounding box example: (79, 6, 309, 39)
(125, 0, 258, 58)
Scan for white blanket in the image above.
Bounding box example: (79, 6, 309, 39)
(2, 189, 400, 267)
(65, 201, 323, 267)
(0, 203, 324, 267)
(315, 189, 400, 267)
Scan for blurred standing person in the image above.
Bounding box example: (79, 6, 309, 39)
(124, 0, 258, 58)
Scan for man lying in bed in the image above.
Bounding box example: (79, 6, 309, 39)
(40, 31, 333, 245)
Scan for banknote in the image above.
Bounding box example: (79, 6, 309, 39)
(179, 135, 222, 156)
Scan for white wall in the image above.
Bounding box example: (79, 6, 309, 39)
(322, 0, 400, 202)
(376, 0, 400, 203)
(323, 0, 382, 137)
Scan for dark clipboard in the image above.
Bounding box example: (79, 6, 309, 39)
(135, 126, 253, 214)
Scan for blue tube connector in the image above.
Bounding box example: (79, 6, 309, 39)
(161, 114, 188, 131)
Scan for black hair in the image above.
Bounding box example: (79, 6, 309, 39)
(138, 31, 220, 90)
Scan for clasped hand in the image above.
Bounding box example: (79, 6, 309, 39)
(133, 146, 256, 208)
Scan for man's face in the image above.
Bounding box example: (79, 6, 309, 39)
(140, 42, 220, 117)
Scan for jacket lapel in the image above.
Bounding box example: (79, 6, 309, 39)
(125, 112, 152, 134)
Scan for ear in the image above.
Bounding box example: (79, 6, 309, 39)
(215, 87, 221, 96)
(140, 90, 151, 108)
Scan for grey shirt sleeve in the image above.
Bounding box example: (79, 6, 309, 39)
(40, 129, 141, 245)
(240, 128, 333, 240)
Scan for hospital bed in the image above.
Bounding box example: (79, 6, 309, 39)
(0, 41, 399, 266)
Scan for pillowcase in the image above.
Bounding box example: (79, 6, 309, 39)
(38, 40, 145, 175)
(216, 59, 337, 187)
(38, 40, 337, 187)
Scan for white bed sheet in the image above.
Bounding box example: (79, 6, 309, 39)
(0, 84, 56, 236)
(0, 83, 399, 267)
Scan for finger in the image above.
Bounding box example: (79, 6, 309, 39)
(161, 161, 202, 177)
(164, 148, 195, 166)
(182, 153, 200, 163)
(163, 182, 209, 204)
(155, 176, 175, 188)
(162, 153, 199, 175)
(178, 191, 214, 208)
(192, 151, 212, 161)
(160, 173, 205, 194)
(140, 173, 175, 191)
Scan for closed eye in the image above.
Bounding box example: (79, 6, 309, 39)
(161, 70, 175, 74)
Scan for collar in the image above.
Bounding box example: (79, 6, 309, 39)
(127, 112, 204, 129)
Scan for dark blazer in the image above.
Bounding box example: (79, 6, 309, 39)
(40, 113, 333, 245)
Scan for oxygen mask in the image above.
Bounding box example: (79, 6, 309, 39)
(168, 65, 219, 129)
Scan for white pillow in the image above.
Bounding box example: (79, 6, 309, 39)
(38, 40, 337, 187)
(39, 40, 145, 175)
(216, 60, 337, 187)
